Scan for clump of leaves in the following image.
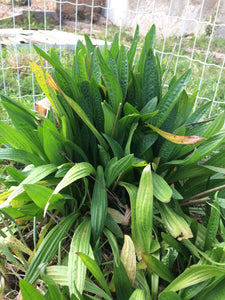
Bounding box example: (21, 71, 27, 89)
(1, 25, 225, 299)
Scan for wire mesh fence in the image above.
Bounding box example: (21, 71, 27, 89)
(0, 0, 225, 118)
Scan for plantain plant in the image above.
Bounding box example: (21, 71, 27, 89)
(1, 25, 225, 299)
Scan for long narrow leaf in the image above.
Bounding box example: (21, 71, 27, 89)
(136, 164, 153, 254)
(68, 218, 91, 296)
(25, 212, 78, 283)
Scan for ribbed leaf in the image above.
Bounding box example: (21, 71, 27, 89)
(0, 121, 33, 153)
(0, 148, 43, 166)
(148, 124, 204, 144)
(152, 69, 191, 127)
(25, 213, 78, 283)
(204, 200, 220, 250)
(127, 25, 139, 72)
(110, 33, 119, 59)
(96, 47, 123, 113)
(46, 266, 68, 286)
(142, 49, 159, 106)
(19, 280, 45, 300)
(68, 218, 91, 296)
(84, 277, 113, 300)
(1, 164, 57, 208)
(102, 134, 124, 159)
(84, 34, 95, 54)
(53, 162, 95, 195)
(152, 172, 172, 203)
(117, 44, 128, 100)
(138, 25, 156, 74)
(23, 184, 64, 212)
(101, 101, 116, 136)
(77, 49, 89, 82)
(114, 259, 133, 300)
(91, 166, 108, 244)
(105, 154, 134, 187)
(43, 275, 66, 300)
(142, 253, 174, 282)
(77, 253, 112, 297)
(129, 289, 146, 300)
(33, 44, 80, 100)
(90, 77, 104, 132)
(120, 235, 136, 285)
(163, 265, 225, 292)
(136, 164, 153, 253)
(118, 182, 141, 257)
(46, 75, 108, 150)
(43, 119, 66, 165)
(159, 291, 181, 300)
(157, 203, 193, 241)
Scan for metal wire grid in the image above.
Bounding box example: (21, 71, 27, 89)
(0, 0, 224, 117)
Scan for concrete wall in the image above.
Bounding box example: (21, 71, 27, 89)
(105, 0, 225, 37)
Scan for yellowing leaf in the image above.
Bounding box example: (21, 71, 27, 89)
(120, 235, 136, 286)
(158, 203, 193, 241)
(148, 124, 205, 145)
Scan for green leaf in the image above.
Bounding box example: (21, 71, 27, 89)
(142, 253, 174, 282)
(96, 47, 123, 113)
(101, 101, 116, 136)
(136, 164, 153, 253)
(19, 280, 45, 300)
(152, 69, 191, 127)
(129, 289, 146, 300)
(47, 75, 108, 150)
(159, 291, 181, 300)
(157, 203, 193, 241)
(43, 119, 66, 165)
(125, 122, 138, 156)
(25, 212, 78, 283)
(77, 253, 112, 297)
(23, 184, 64, 212)
(33, 44, 80, 100)
(84, 277, 113, 300)
(1, 164, 57, 208)
(53, 162, 95, 195)
(103, 228, 120, 265)
(138, 25, 156, 74)
(91, 166, 108, 244)
(195, 277, 225, 300)
(142, 49, 159, 106)
(102, 134, 124, 159)
(152, 172, 172, 203)
(84, 34, 95, 54)
(105, 213, 123, 238)
(0, 148, 43, 166)
(43, 274, 66, 300)
(127, 25, 139, 72)
(163, 265, 225, 292)
(68, 218, 91, 297)
(110, 33, 119, 59)
(117, 44, 129, 100)
(118, 182, 141, 257)
(0, 121, 33, 153)
(77, 49, 89, 82)
(114, 258, 133, 300)
(46, 266, 68, 286)
(90, 77, 104, 132)
(204, 199, 220, 250)
(105, 154, 134, 187)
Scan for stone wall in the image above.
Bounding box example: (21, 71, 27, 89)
(105, 0, 225, 37)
